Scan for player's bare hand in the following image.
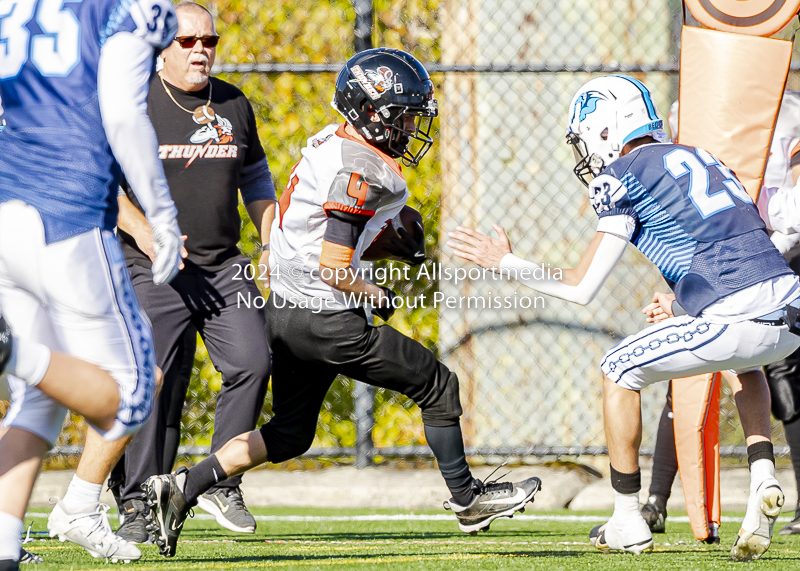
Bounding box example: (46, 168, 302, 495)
(642, 291, 676, 323)
(446, 224, 512, 269)
(257, 250, 270, 288)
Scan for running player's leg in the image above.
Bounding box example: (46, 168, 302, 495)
(0, 204, 102, 566)
(42, 228, 156, 561)
(332, 311, 540, 533)
(0, 292, 57, 567)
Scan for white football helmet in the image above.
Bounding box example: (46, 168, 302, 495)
(566, 75, 666, 186)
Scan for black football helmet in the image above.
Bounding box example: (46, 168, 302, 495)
(332, 48, 438, 166)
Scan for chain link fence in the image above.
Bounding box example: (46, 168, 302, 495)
(3, 0, 800, 466)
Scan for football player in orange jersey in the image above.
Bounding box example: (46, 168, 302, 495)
(143, 48, 542, 558)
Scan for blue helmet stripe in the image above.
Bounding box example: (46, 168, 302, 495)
(614, 75, 658, 121)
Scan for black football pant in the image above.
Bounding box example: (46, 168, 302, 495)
(117, 260, 270, 502)
(259, 293, 462, 464)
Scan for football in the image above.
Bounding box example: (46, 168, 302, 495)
(362, 205, 424, 263)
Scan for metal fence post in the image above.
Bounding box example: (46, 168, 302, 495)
(353, 0, 374, 53)
(352, 0, 375, 469)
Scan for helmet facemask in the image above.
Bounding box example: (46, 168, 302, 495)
(384, 102, 437, 166)
(566, 128, 612, 187)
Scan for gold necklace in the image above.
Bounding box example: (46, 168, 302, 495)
(160, 74, 212, 114)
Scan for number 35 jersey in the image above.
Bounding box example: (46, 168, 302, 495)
(0, 0, 176, 242)
(269, 123, 408, 310)
(590, 143, 794, 317)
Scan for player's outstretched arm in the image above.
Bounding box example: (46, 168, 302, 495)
(447, 227, 627, 305)
(98, 32, 182, 284)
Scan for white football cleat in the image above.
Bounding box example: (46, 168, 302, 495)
(590, 513, 653, 555)
(731, 478, 784, 561)
(47, 500, 142, 563)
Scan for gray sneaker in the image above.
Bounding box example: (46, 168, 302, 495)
(116, 499, 152, 544)
(197, 487, 256, 534)
(444, 475, 541, 534)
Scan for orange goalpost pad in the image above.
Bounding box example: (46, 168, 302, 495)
(672, 372, 722, 541)
(678, 25, 792, 201)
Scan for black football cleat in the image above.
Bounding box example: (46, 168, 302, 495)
(444, 470, 541, 535)
(143, 468, 192, 557)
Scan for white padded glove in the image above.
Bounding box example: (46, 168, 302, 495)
(151, 219, 183, 285)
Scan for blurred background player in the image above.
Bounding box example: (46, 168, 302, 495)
(144, 48, 541, 558)
(0, 0, 183, 566)
(449, 75, 800, 561)
(0, 311, 165, 567)
(109, 2, 274, 541)
(643, 93, 800, 536)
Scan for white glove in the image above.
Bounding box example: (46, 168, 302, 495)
(151, 219, 183, 285)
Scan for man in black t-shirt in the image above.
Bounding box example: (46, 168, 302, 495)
(108, 1, 274, 540)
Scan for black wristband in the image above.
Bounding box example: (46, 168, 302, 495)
(610, 465, 641, 495)
(747, 441, 775, 468)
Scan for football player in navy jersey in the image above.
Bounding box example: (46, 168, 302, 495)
(0, 0, 182, 566)
(448, 75, 800, 561)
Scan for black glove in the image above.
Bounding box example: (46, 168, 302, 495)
(385, 221, 425, 266)
(371, 287, 398, 321)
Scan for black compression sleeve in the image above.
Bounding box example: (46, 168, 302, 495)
(323, 209, 370, 249)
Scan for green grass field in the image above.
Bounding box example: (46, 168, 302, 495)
(20, 507, 800, 570)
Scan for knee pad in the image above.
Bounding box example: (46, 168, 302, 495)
(765, 346, 800, 422)
(420, 366, 462, 428)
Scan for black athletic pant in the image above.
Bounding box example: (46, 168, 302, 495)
(649, 383, 678, 503)
(259, 293, 462, 463)
(118, 260, 270, 502)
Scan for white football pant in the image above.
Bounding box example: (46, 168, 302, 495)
(602, 314, 800, 390)
(0, 200, 156, 443)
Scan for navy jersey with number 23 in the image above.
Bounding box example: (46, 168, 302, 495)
(589, 143, 793, 316)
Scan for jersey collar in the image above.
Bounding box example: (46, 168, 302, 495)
(335, 123, 404, 178)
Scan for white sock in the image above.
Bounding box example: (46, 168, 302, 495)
(750, 458, 777, 492)
(62, 475, 102, 514)
(0, 512, 22, 561)
(5, 337, 50, 387)
(612, 490, 641, 520)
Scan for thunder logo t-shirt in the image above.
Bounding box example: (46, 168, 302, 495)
(120, 74, 266, 269)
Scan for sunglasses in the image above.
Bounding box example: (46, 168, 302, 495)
(174, 35, 220, 49)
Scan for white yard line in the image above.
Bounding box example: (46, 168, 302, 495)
(23, 512, 792, 523)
